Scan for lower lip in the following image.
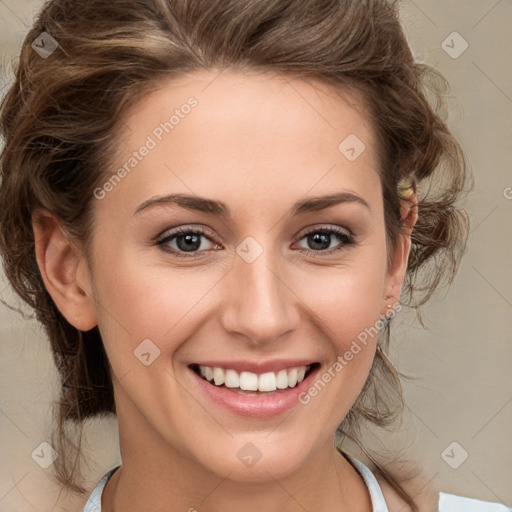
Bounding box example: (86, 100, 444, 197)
(188, 365, 321, 419)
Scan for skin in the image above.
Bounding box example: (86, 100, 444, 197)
(33, 69, 418, 512)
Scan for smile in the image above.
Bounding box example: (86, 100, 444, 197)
(191, 363, 319, 392)
(188, 362, 322, 418)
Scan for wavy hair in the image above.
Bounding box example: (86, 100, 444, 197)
(0, 0, 470, 509)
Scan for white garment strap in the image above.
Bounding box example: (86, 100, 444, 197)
(342, 453, 389, 512)
(439, 491, 512, 512)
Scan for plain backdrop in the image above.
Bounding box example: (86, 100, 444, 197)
(0, 1, 511, 511)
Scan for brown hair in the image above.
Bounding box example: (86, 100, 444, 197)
(0, 0, 470, 508)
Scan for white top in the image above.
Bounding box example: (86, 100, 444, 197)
(82, 455, 511, 512)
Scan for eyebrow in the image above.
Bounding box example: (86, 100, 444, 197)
(134, 191, 371, 217)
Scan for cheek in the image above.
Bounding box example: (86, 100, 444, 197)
(289, 263, 386, 429)
(90, 254, 226, 366)
(298, 260, 387, 347)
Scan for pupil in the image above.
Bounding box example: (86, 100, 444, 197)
(177, 234, 201, 251)
(309, 233, 330, 250)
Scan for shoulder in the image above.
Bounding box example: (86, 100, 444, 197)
(368, 460, 511, 512)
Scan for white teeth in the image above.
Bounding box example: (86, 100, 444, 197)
(204, 366, 213, 381)
(197, 364, 312, 392)
(288, 368, 298, 387)
(213, 367, 225, 386)
(225, 369, 239, 388)
(240, 371, 259, 391)
(276, 369, 289, 389)
(258, 372, 276, 392)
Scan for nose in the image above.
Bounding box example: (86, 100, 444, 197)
(219, 246, 300, 346)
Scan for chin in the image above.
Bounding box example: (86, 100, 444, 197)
(198, 438, 311, 483)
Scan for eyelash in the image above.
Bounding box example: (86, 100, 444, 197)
(156, 225, 356, 259)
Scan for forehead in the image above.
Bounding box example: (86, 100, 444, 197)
(120, 68, 375, 153)
(101, 68, 381, 220)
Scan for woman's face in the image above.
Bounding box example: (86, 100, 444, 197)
(79, 69, 409, 480)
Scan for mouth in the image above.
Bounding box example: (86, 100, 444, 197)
(188, 362, 321, 396)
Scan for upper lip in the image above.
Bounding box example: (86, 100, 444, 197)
(190, 359, 319, 374)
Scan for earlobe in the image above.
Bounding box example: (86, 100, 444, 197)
(32, 209, 97, 331)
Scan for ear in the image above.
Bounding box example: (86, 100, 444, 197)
(32, 209, 97, 331)
(382, 191, 418, 312)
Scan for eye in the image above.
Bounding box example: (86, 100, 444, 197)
(295, 226, 356, 254)
(156, 226, 220, 257)
(156, 224, 356, 258)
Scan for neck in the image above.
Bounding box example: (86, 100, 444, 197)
(102, 392, 373, 512)
(103, 442, 372, 512)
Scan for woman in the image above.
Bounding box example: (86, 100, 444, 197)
(0, 1, 509, 511)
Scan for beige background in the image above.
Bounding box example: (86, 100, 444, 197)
(1, 1, 511, 510)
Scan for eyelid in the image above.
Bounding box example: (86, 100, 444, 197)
(296, 223, 354, 239)
(155, 224, 217, 243)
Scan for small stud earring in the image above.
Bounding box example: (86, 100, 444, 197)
(382, 304, 394, 326)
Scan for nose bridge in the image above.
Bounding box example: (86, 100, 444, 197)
(220, 241, 298, 344)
